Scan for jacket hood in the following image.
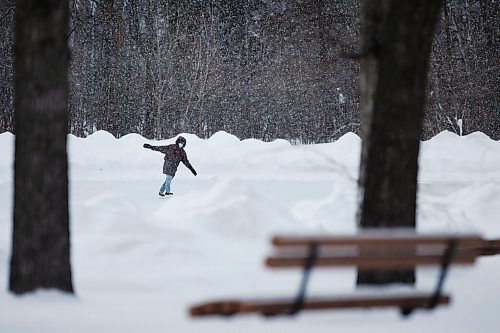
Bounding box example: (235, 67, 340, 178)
(176, 136, 187, 146)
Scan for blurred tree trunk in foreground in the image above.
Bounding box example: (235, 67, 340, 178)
(10, 0, 73, 294)
(357, 0, 443, 285)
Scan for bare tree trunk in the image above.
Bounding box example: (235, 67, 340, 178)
(357, 0, 443, 285)
(10, 0, 73, 294)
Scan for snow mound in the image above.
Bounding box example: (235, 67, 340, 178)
(335, 131, 362, 146)
(0, 131, 14, 140)
(155, 178, 300, 238)
(448, 183, 500, 237)
(419, 130, 500, 182)
(0, 132, 14, 168)
(293, 176, 358, 232)
(207, 130, 240, 146)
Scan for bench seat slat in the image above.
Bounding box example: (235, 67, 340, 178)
(476, 240, 500, 256)
(190, 293, 451, 316)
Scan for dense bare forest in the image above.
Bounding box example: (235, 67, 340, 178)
(1, 0, 498, 141)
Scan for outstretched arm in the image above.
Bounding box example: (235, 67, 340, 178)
(143, 143, 168, 153)
(181, 154, 197, 176)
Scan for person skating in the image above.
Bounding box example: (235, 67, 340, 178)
(143, 136, 197, 196)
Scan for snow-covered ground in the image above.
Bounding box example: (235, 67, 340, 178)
(0, 130, 499, 333)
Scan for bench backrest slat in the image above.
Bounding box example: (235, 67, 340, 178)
(266, 252, 476, 269)
(272, 234, 484, 248)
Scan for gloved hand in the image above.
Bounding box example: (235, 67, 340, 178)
(143, 143, 152, 149)
(190, 167, 197, 176)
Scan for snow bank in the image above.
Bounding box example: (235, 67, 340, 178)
(2, 130, 499, 183)
(0, 132, 14, 182)
(419, 131, 500, 182)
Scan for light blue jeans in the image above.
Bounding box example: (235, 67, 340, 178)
(159, 175, 173, 194)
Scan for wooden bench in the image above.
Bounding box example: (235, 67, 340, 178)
(190, 233, 500, 317)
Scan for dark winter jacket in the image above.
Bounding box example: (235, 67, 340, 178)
(146, 138, 196, 177)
